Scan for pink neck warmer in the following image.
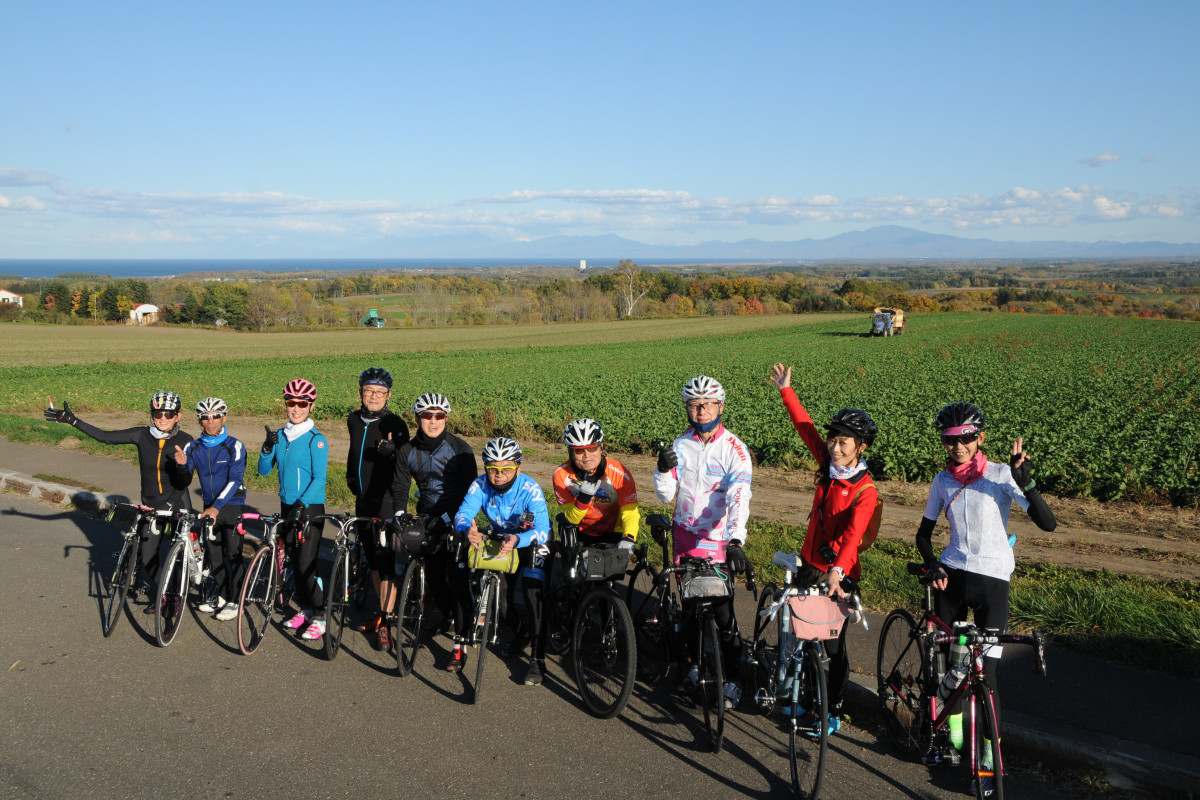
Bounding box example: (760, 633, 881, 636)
(947, 450, 988, 485)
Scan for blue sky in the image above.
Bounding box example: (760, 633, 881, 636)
(2, 1, 1198, 257)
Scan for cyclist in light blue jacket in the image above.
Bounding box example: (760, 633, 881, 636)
(455, 437, 551, 686)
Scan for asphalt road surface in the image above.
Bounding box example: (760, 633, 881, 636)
(1, 493, 1089, 800)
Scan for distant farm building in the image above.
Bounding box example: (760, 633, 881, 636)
(129, 303, 160, 325)
(360, 309, 386, 328)
(0, 289, 24, 307)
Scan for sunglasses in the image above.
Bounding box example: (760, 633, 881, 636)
(418, 411, 447, 421)
(686, 401, 720, 412)
(151, 410, 178, 419)
(285, 399, 311, 408)
(941, 432, 980, 446)
(198, 414, 225, 421)
(484, 465, 518, 474)
(570, 444, 601, 454)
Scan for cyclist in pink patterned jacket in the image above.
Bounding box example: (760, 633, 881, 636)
(653, 375, 753, 710)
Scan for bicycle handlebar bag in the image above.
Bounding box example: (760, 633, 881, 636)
(579, 545, 629, 581)
(467, 539, 520, 573)
(786, 594, 852, 641)
(680, 565, 732, 605)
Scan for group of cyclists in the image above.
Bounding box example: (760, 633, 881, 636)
(45, 363, 1055, 794)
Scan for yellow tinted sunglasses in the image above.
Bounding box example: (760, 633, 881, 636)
(484, 465, 519, 474)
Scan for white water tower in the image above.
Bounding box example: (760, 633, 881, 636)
(579, 259, 587, 271)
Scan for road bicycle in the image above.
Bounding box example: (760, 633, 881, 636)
(457, 514, 532, 704)
(153, 509, 211, 648)
(392, 512, 452, 677)
(877, 562, 1048, 800)
(235, 510, 304, 655)
(626, 513, 752, 753)
(543, 514, 636, 719)
(99, 503, 174, 637)
(319, 512, 376, 661)
(750, 552, 866, 799)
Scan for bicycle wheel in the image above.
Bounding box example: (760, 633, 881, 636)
(790, 644, 829, 800)
(472, 578, 496, 705)
(155, 541, 189, 648)
(971, 684, 1005, 800)
(698, 612, 726, 753)
(324, 547, 350, 661)
(395, 557, 425, 676)
(102, 535, 137, 637)
(627, 563, 669, 684)
(876, 608, 929, 756)
(749, 583, 780, 709)
(350, 544, 370, 610)
(573, 588, 636, 719)
(238, 545, 276, 655)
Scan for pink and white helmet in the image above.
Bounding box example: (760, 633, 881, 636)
(283, 379, 317, 401)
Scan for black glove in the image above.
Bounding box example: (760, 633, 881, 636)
(1010, 453, 1034, 490)
(575, 476, 602, 503)
(924, 559, 948, 584)
(376, 435, 397, 458)
(656, 447, 678, 474)
(44, 401, 77, 426)
(261, 425, 278, 454)
(724, 541, 750, 574)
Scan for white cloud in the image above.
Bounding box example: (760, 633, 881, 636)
(0, 194, 47, 210)
(1081, 152, 1121, 167)
(0, 167, 67, 194)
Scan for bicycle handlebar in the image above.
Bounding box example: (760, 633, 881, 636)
(931, 627, 1048, 677)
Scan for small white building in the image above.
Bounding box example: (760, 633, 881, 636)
(0, 289, 24, 307)
(129, 303, 160, 325)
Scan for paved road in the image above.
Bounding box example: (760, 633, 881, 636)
(0, 492, 1098, 800)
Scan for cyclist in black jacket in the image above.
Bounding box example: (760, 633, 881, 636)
(390, 392, 477, 672)
(346, 367, 410, 650)
(45, 391, 194, 605)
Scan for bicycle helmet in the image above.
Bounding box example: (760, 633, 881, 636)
(563, 418, 603, 447)
(412, 392, 451, 415)
(283, 378, 317, 401)
(826, 408, 877, 447)
(482, 436, 522, 463)
(195, 397, 228, 417)
(681, 375, 725, 404)
(150, 391, 181, 413)
(935, 402, 985, 435)
(358, 367, 393, 389)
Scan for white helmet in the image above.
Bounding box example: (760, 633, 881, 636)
(482, 436, 522, 463)
(412, 392, 451, 415)
(195, 397, 228, 417)
(563, 418, 603, 447)
(682, 375, 725, 403)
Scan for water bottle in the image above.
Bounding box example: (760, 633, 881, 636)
(937, 623, 971, 703)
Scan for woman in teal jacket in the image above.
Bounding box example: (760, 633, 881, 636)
(258, 378, 329, 641)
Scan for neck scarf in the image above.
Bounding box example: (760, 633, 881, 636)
(148, 424, 176, 441)
(360, 406, 387, 422)
(414, 429, 446, 452)
(947, 450, 988, 485)
(282, 419, 314, 442)
(692, 417, 722, 436)
(200, 426, 229, 448)
(829, 458, 868, 481)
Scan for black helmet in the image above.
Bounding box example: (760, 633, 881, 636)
(358, 367, 393, 389)
(935, 402, 985, 433)
(826, 408, 877, 447)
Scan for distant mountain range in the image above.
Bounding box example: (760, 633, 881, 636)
(393, 225, 1200, 261)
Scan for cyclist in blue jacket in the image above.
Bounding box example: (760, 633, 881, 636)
(455, 437, 551, 686)
(258, 378, 329, 641)
(174, 397, 247, 621)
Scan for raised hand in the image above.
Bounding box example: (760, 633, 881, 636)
(43, 399, 77, 426)
(770, 363, 792, 390)
(1010, 437, 1033, 488)
(173, 444, 187, 465)
(376, 432, 396, 457)
(261, 425, 278, 454)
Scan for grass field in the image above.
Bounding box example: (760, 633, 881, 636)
(3, 312, 1197, 503)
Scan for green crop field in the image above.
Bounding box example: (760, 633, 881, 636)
(2, 312, 1197, 503)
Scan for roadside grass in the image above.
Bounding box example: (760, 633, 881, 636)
(33, 473, 104, 491)
(5, 411, 1197, 680)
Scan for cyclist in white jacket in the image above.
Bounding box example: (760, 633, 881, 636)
(654, 375, 753, 710)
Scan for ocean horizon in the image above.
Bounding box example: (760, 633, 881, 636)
(0, 257, 751, 280)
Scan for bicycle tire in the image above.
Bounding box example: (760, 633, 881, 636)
(699, 612, 726, 753)
(395, 557, 425, 677)
(790, 644, 829, 800)
(102, 535, 137, 637)
(876, 608, 929, 756)
(155, 541, 188, 648)
(544, 548, 573, 656)
(324, 547, 350, 661)
(237, 545, 276, 655)
(750, 583, 780, 709)
(572, 588, 636, 719)
(971, 684, 1005, 800)
(351, 543, 370, 610)
(472, 578, 495, 705)
(626, 563, 669, 684)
